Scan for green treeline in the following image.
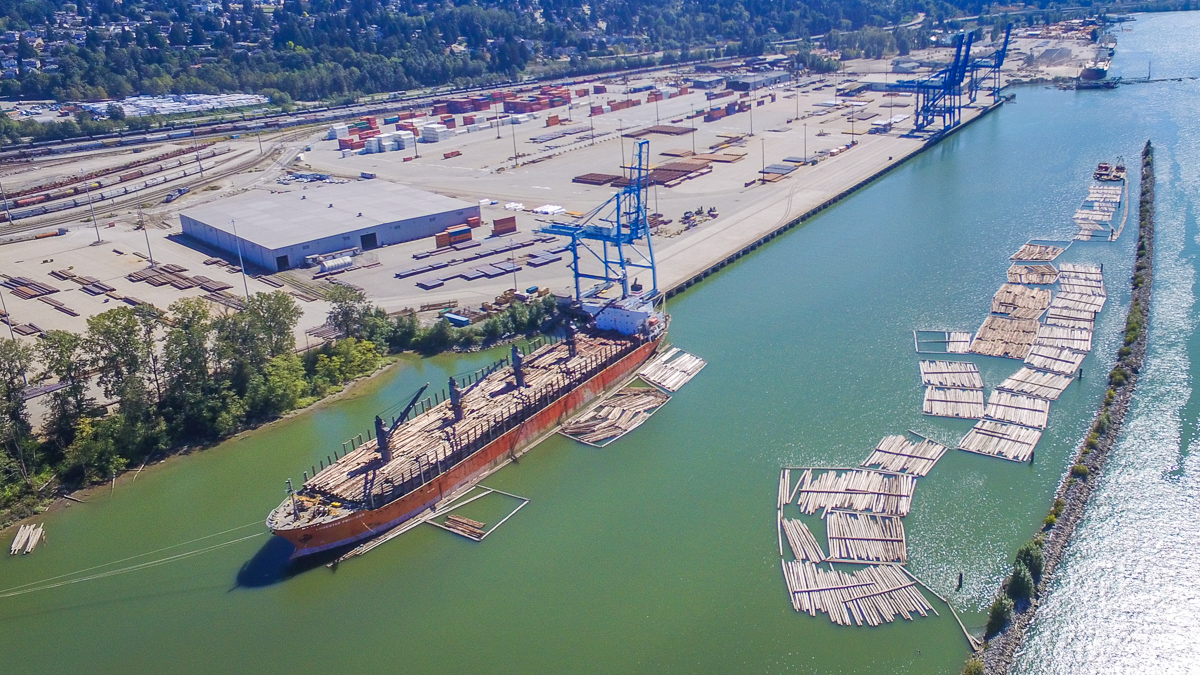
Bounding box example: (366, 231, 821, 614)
(0, 284, 557, 522)
(0, 0, 1038, 110)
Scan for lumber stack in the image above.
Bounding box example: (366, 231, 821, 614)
(9, 523, 44, 554)
(444, 515, 486, 539)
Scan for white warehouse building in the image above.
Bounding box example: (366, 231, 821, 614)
(180, 181, 480, 272)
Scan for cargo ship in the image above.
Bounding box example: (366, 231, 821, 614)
(1094, 160, 1127, 182)
(1080, 58, 1111, 81)
(267, 296, 667, 557)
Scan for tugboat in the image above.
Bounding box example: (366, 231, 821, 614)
(1094, 159, 1127, 182)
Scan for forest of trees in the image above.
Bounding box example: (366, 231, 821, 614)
(0, 285, 558, 522)
(0, 0, 1028, 105)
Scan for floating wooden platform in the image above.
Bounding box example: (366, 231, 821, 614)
(959, 420, 1042, 462)
(781, 561, 934, 626)
(997, 367, 1074, 401)
(918, 360, 982, 389)
(984, 390, 1051, 429)
(792, 469, 917, 517)
(638, 347, 707, 393)
(782, 518, 826, 562)
(1024, 344, 1087, 376)
(970, 316, 1040, 359)
(825, 511, 907, 563)
(861, 435, 948, 477)
(913, 331, 973, 354)
(1010, 243, 1066, 262)
(560, 386, 670, 447)
(991, 283, 1051, 319)
(1007, 264, 1059, 285)
(924, 387, 985, 419)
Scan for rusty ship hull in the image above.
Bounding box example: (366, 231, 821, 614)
(270, 335, 662, 557)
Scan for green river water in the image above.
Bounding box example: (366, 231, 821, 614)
(3, 14, 1198, 673)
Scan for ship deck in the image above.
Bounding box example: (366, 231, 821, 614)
(270, 331, 639, 529)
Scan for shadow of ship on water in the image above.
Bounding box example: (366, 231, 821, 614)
(235, 536, 352, 588)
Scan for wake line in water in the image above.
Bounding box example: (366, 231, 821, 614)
(0, 522, 264, 599)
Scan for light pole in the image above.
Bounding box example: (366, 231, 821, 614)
(619, 118, 626, 179)
(803, 122, 807, 163)
(138, 205, 155, 266)
(760, 137, 766, 185)
(0, 284, 15, 342)
(84, 181, 102, 245)
(0, 179, 12, 224)
(230, 218, 250, 300)
(510, 119, 518, 167)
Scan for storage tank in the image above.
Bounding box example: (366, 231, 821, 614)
(319, 256, 354, 273)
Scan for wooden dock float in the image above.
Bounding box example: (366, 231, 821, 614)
(560, 386, 670, 447)
(1024, 344, 1087, 376)
(990, 283, 1051, 319)
(1010, 243, 1066, 262)
(983, 390, 1051, 429)
(781, 561, 934, 625)
(970, 316, 1040, 359)
(782, 518, 826, 562)
(923, 387, 985, 419)
(825, 511, 907, 564)
(793, 469, 917, 517)
(959, 420, 1042, 462)
(1034, 324, 1094, 352)
(1007, 264, 1059, 285)
(913, 331, 973, 354)
(638, 347, 707, 393)
(918, 360, 983, 389)
(997, 367, 1074, 401)
(861, 435, 947, 477)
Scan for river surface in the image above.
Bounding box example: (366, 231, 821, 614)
(0, 16, 1195, 673)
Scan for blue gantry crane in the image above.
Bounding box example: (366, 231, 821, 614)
(968, 25, 1012, 104)
(538, 137, 658, 301)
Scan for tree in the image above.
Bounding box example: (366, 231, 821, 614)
(38, 330, 92, 453)
(162, 298, 243, 440)
(168, 22, 190, 47)
(1007, 561, 1035, 601)
(326, 284, 371, 339)
(106, 103, 125, 120)
(0, 339, 34, 482)
(86, 307, 146, 402)
(1016, 541, 1045, 583)
(244, 291, 302, 358)
(985, 595, 1013, 637)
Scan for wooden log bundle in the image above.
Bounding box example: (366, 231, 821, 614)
(861, 435, 947, 476)
(638, 347, 707, 392)
(959, 420, 1042, 462)
(1010, 243, 1065, 261)
(560, 386, 670, 446)
(984, 390, 1051, 429)
(991, 283, 1051, 319)
(782, 518, 826, 562)
(1007, 264, 1059, 285)
(793, 469, 916, 517)
(924, 387, 985, 419)
(970, 316, 1040, 359)
(781, 561, 933, 626)
(825, 511, 907, 563)
(997, 367, 1074, 401)
(918, 361, 983, 389)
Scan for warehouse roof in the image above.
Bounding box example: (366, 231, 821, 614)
(180, 181, 476, 250)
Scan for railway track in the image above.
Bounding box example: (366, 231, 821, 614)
(0, 129, 313, 237)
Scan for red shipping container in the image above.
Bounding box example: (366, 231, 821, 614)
(443, 118, 456, 129)
(435, 233, 451, 248)
(466, 216, 481, 228)
(432, 103, 450, 115)
(593, 85, 607, 94)
(338, 138, 355, 149)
